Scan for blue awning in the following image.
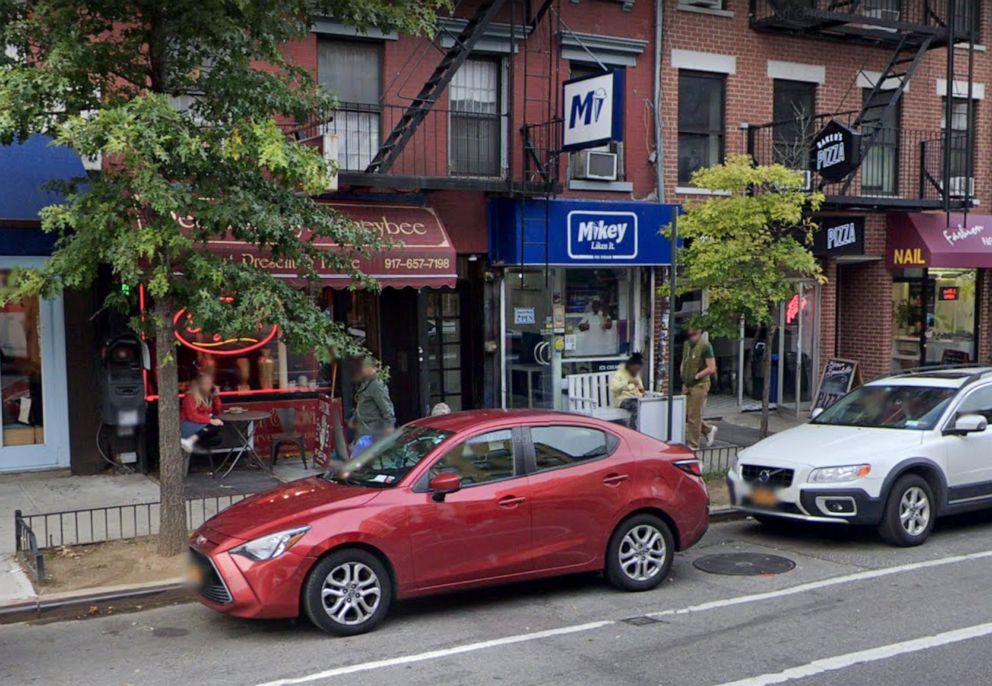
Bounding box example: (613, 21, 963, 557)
(488, 198, 679, 267)
(0, 135, 86, 223)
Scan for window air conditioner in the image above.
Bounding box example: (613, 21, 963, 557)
(81, 153, 102, 172)
(862, 8, 900, 32)
(573, 149, 619, 181)
(945, 176, 975, 198)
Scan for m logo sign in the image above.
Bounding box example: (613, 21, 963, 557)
(562, 70, 624, 151)
(567, 210, 638, 260)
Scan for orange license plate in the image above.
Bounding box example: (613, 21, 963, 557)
(751, 489, 778, 507)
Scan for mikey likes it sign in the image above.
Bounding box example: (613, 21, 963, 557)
(562, 70, 625, 151)
(567, 210, 638, 260)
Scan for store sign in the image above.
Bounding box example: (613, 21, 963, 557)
(810, 120, 861, 183)
(939, 286, 960, 301)
(562, 70, 624, 151)
(173, 307, 278, 356)
(567, 210, 638, 260)
(810, 216, 865, 256)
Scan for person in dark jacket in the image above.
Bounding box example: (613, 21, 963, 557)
(349, 357, 396, 455)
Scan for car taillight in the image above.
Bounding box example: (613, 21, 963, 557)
(673, 459, 703, 477)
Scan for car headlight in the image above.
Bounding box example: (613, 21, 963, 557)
(231, 526, 310, 561)
(808, 465, 871, 483)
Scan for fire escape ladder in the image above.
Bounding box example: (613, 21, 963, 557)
(364, 0, 509, 174)
(836, 33, 933, 195)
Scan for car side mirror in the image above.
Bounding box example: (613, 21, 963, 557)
(947, 413, 989, 436)
(810, 408, 824, 420)
(429, 472, 462, 502)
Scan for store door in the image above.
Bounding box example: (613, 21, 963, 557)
(0, 259, 70, 472)
(379, 289, 427, 425)
(780, 281, 818, 413)
(423, 290, 465, 413)
(503, 269, 559, 409)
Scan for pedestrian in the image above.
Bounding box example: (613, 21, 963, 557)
(179, 371, 224, 453)
(349, 357, 396, 456)
(681, 327, 718, 450)
(610, 352, 646, 429)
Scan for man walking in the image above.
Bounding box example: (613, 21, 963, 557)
(681, 327, 717, 450)
(349, 357, 396, 456)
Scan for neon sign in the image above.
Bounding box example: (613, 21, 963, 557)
(786, 293, 809, 325)
(172, 305, 278, 356)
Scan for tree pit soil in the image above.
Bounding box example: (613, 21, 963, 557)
(33, 538, 187, 595)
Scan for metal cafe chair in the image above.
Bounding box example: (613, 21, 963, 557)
(269, 407, 308, 469)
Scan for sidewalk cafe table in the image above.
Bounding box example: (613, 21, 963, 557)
(216, 409, 271, 478)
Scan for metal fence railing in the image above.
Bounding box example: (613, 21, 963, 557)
(14, 509, 45, 580)
(17, 494, 250, 551)
(697, 445, 740, 475)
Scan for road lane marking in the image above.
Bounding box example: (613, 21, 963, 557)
(648, 548, 992, 619)
(255, 621, 614, 686)
(255, 548, 992, 686)
(712, 621, 992, 686)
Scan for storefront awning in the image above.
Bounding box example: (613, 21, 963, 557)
(888, 213, 992, 269)
(207, 202, 457, 289)
(0, 135, 87, 223)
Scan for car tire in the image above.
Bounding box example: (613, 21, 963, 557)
(877, 474, 935, 547)
(605, 514, 674, 592)
(302, 548, 392, 636)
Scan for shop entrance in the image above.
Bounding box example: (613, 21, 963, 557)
(501, 267, 652, 410)
(0, 258, 70, 472)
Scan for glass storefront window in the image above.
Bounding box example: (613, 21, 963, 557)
(891, 268, 977, 370)
(0, 272, 44, 447)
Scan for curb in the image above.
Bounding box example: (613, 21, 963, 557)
(0, 579, 192, 625)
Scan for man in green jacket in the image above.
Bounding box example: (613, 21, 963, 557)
(349, 357, 396, 455)
(681, 328, 718, 451)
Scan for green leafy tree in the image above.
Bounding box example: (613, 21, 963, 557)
(0, 0, 448, 555)
(670, 155, 825, 436)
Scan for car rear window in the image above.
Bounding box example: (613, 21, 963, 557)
(530, 425, 618, 472)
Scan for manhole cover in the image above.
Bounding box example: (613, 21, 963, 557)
(622, 616, 664, 626)
(692, 552, 796, 576)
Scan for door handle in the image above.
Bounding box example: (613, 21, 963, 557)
(603, 473, 629, 487)
(498, 495, 526, 508)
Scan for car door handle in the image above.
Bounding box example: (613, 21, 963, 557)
(498, 495, 526, 509)
(603, 473, 629, 487)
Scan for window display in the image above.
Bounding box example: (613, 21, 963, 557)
(891, 268, 977, 370)
(0, 272, 44, 447)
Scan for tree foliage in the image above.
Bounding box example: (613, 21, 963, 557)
(671, 155, 825, 339)
(0, 0, 449, 554)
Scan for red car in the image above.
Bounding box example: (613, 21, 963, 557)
(189, 410, 709, 635)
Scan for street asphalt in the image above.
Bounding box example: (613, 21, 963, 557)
(4, 510, 992, 686)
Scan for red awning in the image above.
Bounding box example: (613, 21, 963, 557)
(207, 202, 457, 289)
(887, 213, 992, 269)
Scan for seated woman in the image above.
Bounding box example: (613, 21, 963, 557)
(180, 372, 224, 453)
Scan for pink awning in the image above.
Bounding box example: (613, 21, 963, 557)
(887, 213, 992, 269)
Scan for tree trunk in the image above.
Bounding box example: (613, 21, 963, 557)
(154, 295, 188, 556)
(760, 323, 776, 438)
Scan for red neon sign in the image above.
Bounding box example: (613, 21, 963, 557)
(172, 307, 278, 356)
(786, 293, 809, 325)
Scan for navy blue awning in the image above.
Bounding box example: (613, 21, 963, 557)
(0, 135, 86, 223)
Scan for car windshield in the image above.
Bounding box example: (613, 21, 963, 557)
(324, 425, 453, 488)
(812, 384, 957, 430)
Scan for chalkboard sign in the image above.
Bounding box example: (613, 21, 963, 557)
(941, 349, 971, 365)
(813, 358, 860, 412)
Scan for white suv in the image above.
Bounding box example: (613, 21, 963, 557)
(727, 368, 992, 546)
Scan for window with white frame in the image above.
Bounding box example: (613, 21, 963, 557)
(317, 39, 383, 171)
(449, 58, 502, 177)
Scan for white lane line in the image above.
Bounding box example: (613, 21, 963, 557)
(254, 621, 614, 686)
(713, 621, 992, 686)
(255, 548, 992, 686)
(648, 548, 992, 619)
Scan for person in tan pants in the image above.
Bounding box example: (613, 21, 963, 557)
(680, 328, 718, 450)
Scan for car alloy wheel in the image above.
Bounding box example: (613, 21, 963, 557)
(899, 486, 931, 537)
(303, 549, 392, 635)
(606, 514, 674, 591)
(619, 524, 667, 582)
(321, 561, 382, 626)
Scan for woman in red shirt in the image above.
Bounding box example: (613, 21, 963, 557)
(180, 372, 223, 453)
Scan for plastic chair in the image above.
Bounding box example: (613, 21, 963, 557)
(269, 408, 307, 469)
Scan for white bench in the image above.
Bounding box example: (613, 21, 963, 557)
(566, 371, 630, 424)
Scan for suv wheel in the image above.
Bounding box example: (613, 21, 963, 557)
(877, 474, 935, 547)
(302, 549, 392, 636)
(605, 514, 674, 591)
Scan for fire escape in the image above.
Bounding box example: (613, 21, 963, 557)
(294, 0, 562, 196)
(747, 0, 977, 211)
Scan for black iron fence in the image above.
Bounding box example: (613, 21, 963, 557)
(698, 445, 740, 475)
(14, 510, 45, 580)
(15, 494, 249, 552)
(746, 115, 969, 203)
